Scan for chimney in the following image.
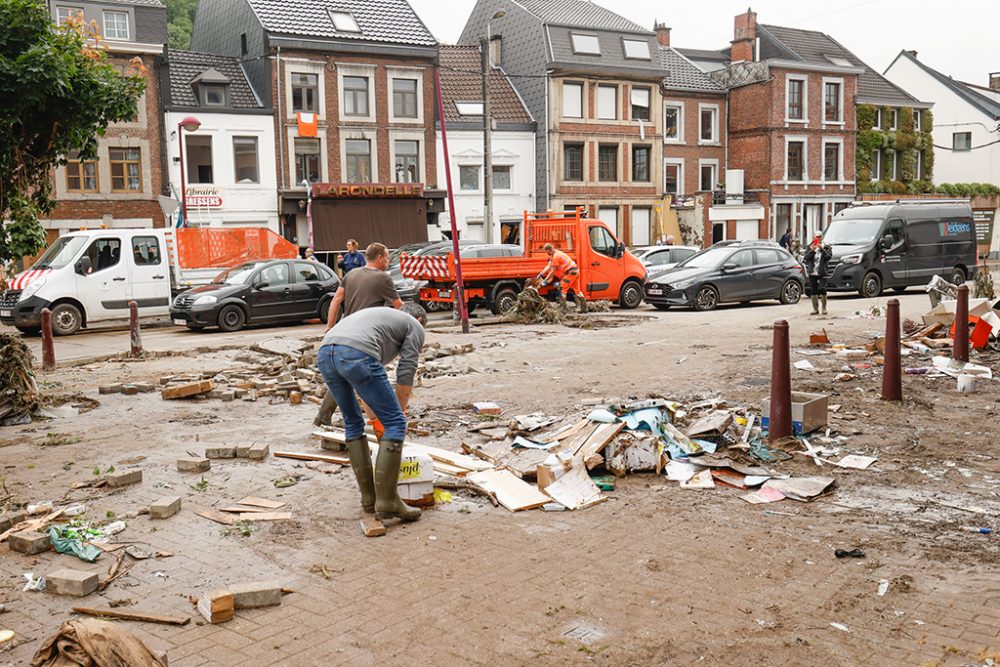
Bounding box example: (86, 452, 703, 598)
(731, 8, 757, 63)
(654, 22, 671, 48)
(990, 72, 1000, 91)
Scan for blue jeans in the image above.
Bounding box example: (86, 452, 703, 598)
(317, 344, 407, 442)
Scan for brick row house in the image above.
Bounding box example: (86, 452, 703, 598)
(44, 0, 168, 251)
(459, 0, 728, 247)
(190, 0, 444, 252)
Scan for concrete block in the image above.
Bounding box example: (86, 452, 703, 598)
(9, 530, 50, 555)
(205, 446, 236, 459)
(134, 382, 156, 393)
(47, 568, 99, 596)
(247, 443, 269, 461)
(105, 469, 142, 488)
(220, 391, 236, 402)
(177, 457, 210, 473)
(98, 384, 122, 395)
(235, 444, 252, 458)
(230, 581, 282, 609)
(149, 496, 181, 519)
(0, 510, 27, 533)
(120, 384, 139, 396)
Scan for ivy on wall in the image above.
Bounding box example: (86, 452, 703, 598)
(856, 104, 934, 194)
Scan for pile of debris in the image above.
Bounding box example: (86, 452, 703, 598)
(503, 287, 565, 325)
(0, 333, 39, 425)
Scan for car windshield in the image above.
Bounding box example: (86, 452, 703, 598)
(677, 247, 731, 269)
(823, 219, 884, 245)
(214, 262, 266, 285)
(31, 236, 89, 270)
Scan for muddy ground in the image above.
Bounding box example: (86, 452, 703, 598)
(1, 293, 998, 666)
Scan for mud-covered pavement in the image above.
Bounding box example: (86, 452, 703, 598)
(1, 292, 998, 666)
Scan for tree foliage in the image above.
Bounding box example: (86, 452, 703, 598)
(0, 0, 146, 271)
(165, 0, 198, 50)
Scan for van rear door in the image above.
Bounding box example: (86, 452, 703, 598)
(903, 219, 943, 282)
(126, 233, 171, 314)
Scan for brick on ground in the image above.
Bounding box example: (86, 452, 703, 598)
(149, 496, 182, 519)
(9, 530, 50, 555)
(105, 469, 142, 488)
(47, 569, 99, 596)
(161, 380, 214, 400)
(177, 457, 211, 472)
(205, 446, 237, 459)
(230, 581, 282, 609)
(198, 590, 234, 623)
(247, 443, 269, 460)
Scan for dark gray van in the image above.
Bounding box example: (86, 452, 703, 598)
(822, 201, 976, 297)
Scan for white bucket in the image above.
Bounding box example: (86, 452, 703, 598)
(957, 374, 977, 393)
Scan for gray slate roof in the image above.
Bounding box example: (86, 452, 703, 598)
(757, 24, 924, 107)
(547, 27, 660, 73)
(165, 49, 263, 110)
(98, 0, 164, 5)
(892, 51, 1000, 120)
(513, 0, 650, 33)
(660, 47, 725, 92)
(245, 0, 436, 45)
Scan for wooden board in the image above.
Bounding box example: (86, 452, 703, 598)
(195, 509, 236, 526)
(573, 422, 625, 461)
(239, 512, 292, 521)
(0, 508, 64, 542)
(274, 451, 350, 466)
(161, 380, 214, 400)
(236, 497, 286, 510)
(461, 440, 548, 479)
(220, 506, 271, 514)
(313, 430, 492, 474)
(72, 606, 190, 626)
(467, 469, 551, 512)
(360, 516, 386, 537)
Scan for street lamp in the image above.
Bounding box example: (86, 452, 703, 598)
(482, 10, 505, 243)
(177, 116, 201, 226)
(302, 179, 314, 250)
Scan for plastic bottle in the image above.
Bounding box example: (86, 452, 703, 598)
(960, 527, 993, 534)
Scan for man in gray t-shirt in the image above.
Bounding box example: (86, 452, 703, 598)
(317, 305, 427, 524)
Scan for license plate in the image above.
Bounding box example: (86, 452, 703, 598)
(438, 290, 452, 299)
(172, 318, 186, 326)
(646, 289, 663, 296)
(0, 310, 10, 318)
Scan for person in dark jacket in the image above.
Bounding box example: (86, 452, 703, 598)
(337, 239, 366, 275)
(803, 234, 833, 315)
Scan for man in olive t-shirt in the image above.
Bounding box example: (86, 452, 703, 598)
(325, 242, 402, 331)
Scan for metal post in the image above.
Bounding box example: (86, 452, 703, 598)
(40, 308, 55, 372)
(481, 36, 493, 245)
(435, 67, 470, 334)
(954, 284, 970, 362)
(768, 319, 792, 443)
(129, 301, 142, 358)
(881, 298, 902, 401)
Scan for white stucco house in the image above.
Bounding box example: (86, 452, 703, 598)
(435, 45, 536, 243)
(884, 51, 1000, 186)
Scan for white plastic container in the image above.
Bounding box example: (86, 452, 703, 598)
(957, 374, 977, 393)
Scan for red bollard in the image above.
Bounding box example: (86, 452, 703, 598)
(129, 301, 142, 358)
(881, 298, 902, 401)
(40, 308, 56, 371)
(953, 284, 969, 363)
(768, 319, 792, 443)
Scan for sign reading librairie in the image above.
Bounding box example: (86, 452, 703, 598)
(185, 187, 223, 208)
(311, 183, 424, 199)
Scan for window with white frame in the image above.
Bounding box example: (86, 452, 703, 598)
(890, 109, 898, 130)
(103, 10, 129, 40)
(492, 165, 512, 190)
(563, 82, 583, 118)
(953, 132, 972, 151)
(823, 80, 842, 122)
(345, 139, 372, 182)
(787, 140, 805, 181)
(202, 84, 226, 107)
(913, 110, 921, 131)
(184, 136, 213, 184)
(891, 149, 899, 180)
(459, 165, 479, 191)
(329, 11, 360, 32)
(663, 103, 683, 142)
(622, 39, 650, 60)
(631, 87, 650, 121)
(392, 78, 418, 119)
(663, 159, 683, 195)
(56, 6, 84, 25)
(874, 108, 883, 129)
(597, 84, 617, 120)
(393, 140, 419, 183)
(343, 76, 370, 117)
(233, 136, 259, 183)
(871, 149, 881, 181)
(291, 73, 319, 113)
(455, 101, 483, 116)
(823, 142, 840, 181)
(294, 138, 321, 184)
(915, 150, 922, 180)
(786, 76, 806, 121)
(699, 161, 718, 192)
(570, 34, 600, 55)
(699, 105, 718, 144)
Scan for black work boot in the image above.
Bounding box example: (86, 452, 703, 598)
(345, 437, 375, 514)
(374, 440, 421, 522)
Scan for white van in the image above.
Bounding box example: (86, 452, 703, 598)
(1, 229, 174, 335)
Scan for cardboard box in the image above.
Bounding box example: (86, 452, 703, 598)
(761, 392, 829, 435)
(922, 298, 990, 327)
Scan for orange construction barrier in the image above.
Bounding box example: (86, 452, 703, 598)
(173, 228, 298, 269)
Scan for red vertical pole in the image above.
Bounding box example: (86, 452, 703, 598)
(953, 284, 969, 363)
(881, 298, 902, 401)
(768, 319, 792, 443)
(40, 308, 55, 371)
(177, 122, 187, 227)
(434, 66, 469, 334)
(129, 301, 142, 357)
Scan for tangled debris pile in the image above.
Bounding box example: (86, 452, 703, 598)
(0, 333, 40, 425)
(503, 287, 565, 325)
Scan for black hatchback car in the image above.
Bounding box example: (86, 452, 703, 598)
(643, 242, 805, 311)
(171, 259, 339, 332)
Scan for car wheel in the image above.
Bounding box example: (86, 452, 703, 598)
(618, 280, 643, 309)
(318, 298, 332, 323)
(860, 271, 882, 298)
(693, 286, 719, 312)
(50, 303, 82, 336)
(217, 304, 246, 332)
(949, 267, 967, 286)
(15, 326, 40, 336)
(652, 304, 671, 311)
(779, 279, 802, 305)
(492, 287, 519, 315)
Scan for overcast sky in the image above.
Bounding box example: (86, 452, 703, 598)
(409, 0, 997, 85)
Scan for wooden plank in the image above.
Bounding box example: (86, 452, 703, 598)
(274, 451, 350, 465)
(161, 380, 214, 400)
(360, 516, 386, 537)
(238, 512, 292, 522)
(560, 423, 601, 457)
(195, 509, 236, 526)
(314, 430, 492, 473)
(72, 606, 190, 626)
(236, 497, 286, 510)
(467, 469, 550, 512)
(573, 422, 625, 461)
(0, 508, 64, 542)
(220, 506, 270, 514)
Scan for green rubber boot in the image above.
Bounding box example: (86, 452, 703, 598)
(374, 440, 421, 522)
(810, 294, 820, 315)
(345, 437, 375, 514)
(820, 294, 828, 315)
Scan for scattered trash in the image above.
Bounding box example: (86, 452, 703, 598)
(31, 619, 167, 667)
(0, 333, 40, 425)
(793, 359, 815, 371)
(472, 402, 502, 416)
(829, 622, 851, 633)
(877, 580, 889, 597)
(959, 527, 993, 534)
(48, 524, 102, 562)
(22, 573, 45, 592)
(834, 548, 866, 559)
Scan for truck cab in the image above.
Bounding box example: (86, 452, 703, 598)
(1, 229, 171, 335)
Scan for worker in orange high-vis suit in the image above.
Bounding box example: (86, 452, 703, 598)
(537, 243, 587, 313)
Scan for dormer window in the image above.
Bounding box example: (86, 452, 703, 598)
(570, 34, 600, 55)
(202, 84, 226, 107)
(329, 11, 360, 33)
(455, 101, 484, 116)
(191, 68, 230, 108)
(622, 39, 650, 60)
(103, 10, 129, 40)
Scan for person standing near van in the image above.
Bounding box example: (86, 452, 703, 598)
(803, 235, 833, 315)
(537, 243, 587, 312)
(337, 239, 366, 275)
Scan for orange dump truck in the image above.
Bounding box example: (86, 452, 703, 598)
(400, 209, 647, 315)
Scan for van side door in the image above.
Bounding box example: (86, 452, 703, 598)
(76, 236, 129, 320)
(584, 225, 619, 301)
(900, 219, 938, 283)
(127, 234, 171, 314)
(879, 218, 906, 286)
